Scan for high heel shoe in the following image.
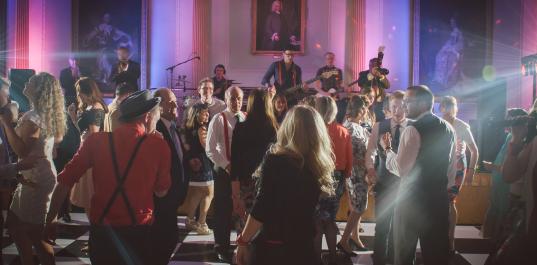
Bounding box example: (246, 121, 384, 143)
(337, 242, 357, 257)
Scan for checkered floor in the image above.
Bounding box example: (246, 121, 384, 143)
(2, 213, 492, 265)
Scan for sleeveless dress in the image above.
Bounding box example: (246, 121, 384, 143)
(70, 108, 105, 209)
(10, 111, 57, 224)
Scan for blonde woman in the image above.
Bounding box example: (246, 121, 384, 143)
(0, 72, 66, 265)
(314, 96, 353, 264)
(69, 78, 107, 215)
(236, 105, 335, 265)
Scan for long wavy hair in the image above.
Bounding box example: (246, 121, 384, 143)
(25, 72, 67, 139)
(246, 88, 278, 130)
(346, 95, 370, 120)
(270, 105, 335, 197)
(75, 77, 109, 113)
(184, 102, 209, 130)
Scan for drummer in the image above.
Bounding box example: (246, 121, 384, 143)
(212, 64, 230, 100)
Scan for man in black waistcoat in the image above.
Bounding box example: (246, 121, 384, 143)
(382, 85, 455, 265)
(366, 90, 408, 265)
(151, 88, 187, 265)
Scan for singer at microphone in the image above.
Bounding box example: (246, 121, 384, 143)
(109, 46, 141, 90)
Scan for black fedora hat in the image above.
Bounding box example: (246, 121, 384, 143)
(119, 90, 161, 121)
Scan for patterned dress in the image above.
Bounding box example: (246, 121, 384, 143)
(344, 120, 370, 213)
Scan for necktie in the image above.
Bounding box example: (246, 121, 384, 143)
(235, 113, 241, 123)
(169, 122, 183, 161)
(393, 124, 401, 151)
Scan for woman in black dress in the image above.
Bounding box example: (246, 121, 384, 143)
(235, 105, 336, 265)
(231, 89, 278, 220)
(181, 103, 215, 235)
(69, 77, 107, 215)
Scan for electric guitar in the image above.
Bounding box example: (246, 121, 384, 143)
(282, 70, 340, 101)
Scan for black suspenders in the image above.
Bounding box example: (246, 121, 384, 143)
(97, 133, 148, 225)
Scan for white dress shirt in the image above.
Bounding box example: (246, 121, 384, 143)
(385, 111, 457, 188)
(205, 109, 245, 170)
(365, 118, 409, 170)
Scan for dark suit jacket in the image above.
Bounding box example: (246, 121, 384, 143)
(357, 70, 390, 90)
(109, 60, 141, 89)
(59, 66, 90, 105)
(153, 119, 187, 227)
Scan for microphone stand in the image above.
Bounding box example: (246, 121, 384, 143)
(166, 57, 199, 91)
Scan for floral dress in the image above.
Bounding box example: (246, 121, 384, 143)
(344, 120, 370, 213)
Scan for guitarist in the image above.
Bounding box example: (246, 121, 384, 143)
(315, 52, 343, 93)
(261, 49, 303, 98)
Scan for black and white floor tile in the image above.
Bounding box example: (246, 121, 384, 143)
(2, 213, 492, 265)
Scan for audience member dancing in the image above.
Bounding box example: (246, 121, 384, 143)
(366, 90, 408, 265)
(383, 85, 455, 265)
(338, 95, 371, 256)
(272, 93, 288, 124)
(489, 109, 537, 265)
(46, 90, 171, 265)
(53, 112, 81, 223)
(181, 103, 214, 235)
(69, 78, 108, 217)
(361, 86, 387, 123)
(231, 89, 278, 220)
(489, 108, 537, 264)
(314, 96, 353, 265)
(59, 54, 89, 106)
(206, 86, 245, 263)
(2, 72, 67, 265)
(440, 96, 479, 253)
(104, 82, 138, 132)
(236, 105, 335, 265)
(152, 88, 188, 265)
(188, 78, 226, 120)
(481, 109, 527, 242)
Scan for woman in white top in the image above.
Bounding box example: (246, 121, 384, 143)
(440, 96, 479, 253)
(0, 72, 66, 265)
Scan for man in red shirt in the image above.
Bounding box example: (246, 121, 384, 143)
(45, 90, 171, 265)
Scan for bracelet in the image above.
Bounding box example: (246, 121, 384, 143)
(236, 233, 250, 246)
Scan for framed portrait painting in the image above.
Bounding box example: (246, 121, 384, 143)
(252, 0, 306, 55)
(72, 0, 148, 93)
(412, 0, 492, 95)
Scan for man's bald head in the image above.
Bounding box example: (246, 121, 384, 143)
(154, 88, 178, 121)
(225, 86, 243, 113)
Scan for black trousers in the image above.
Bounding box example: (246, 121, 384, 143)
(150, 214, 179, 265)
(89, 225, 151, 265)
(394, 193, 450, 265)
(372, 177, 400, 265)
(213, 168, 233, 249)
